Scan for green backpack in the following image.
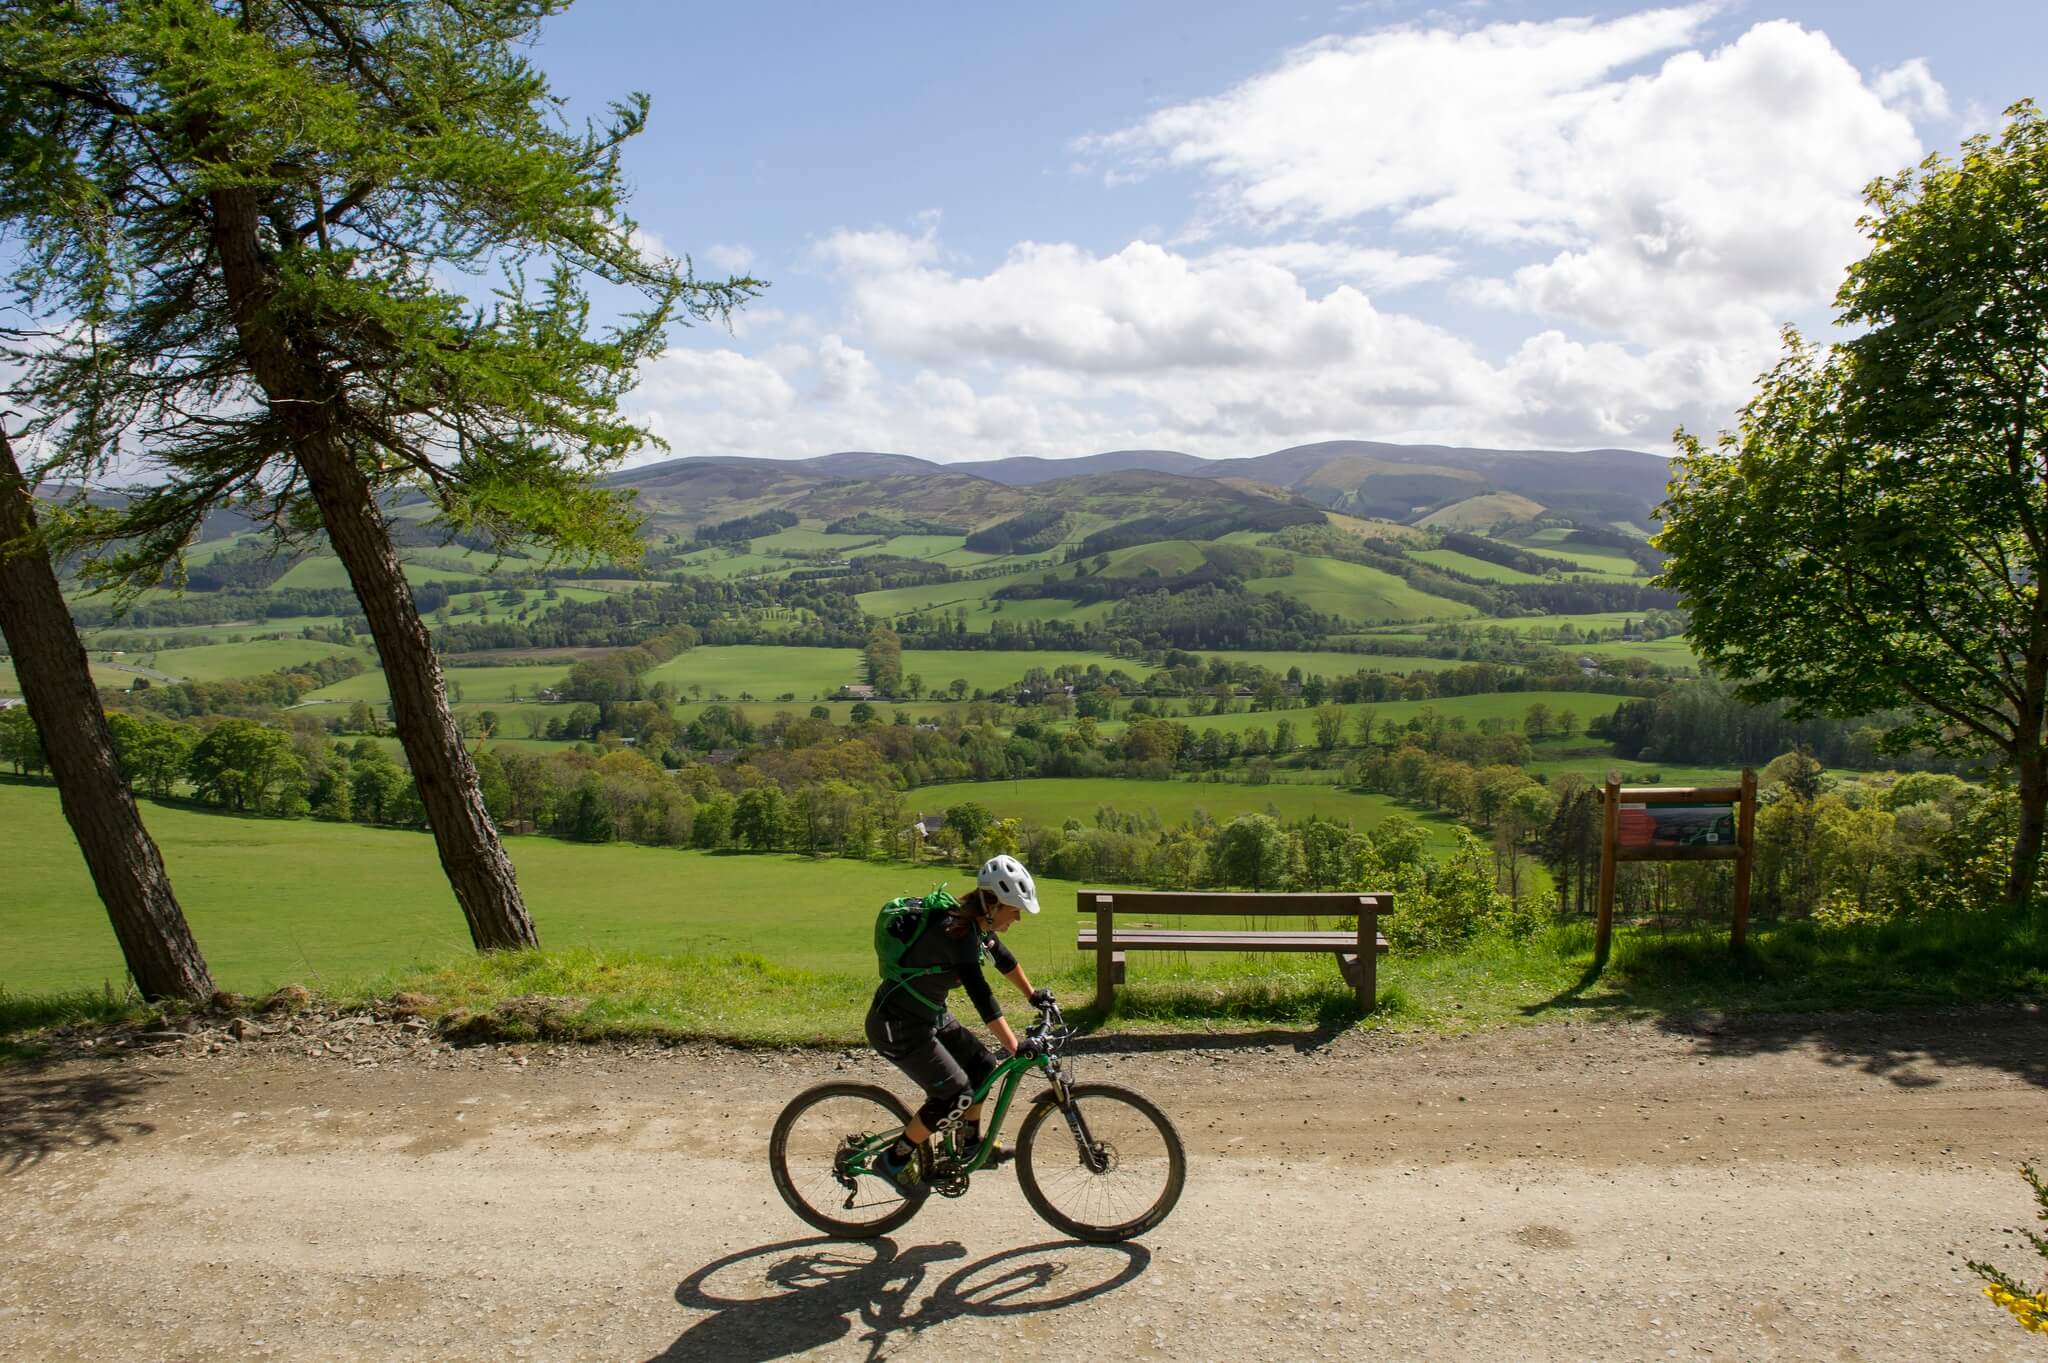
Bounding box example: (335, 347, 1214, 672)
(874, 884, 979, 1016)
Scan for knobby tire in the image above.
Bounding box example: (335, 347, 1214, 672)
(769, 1082, 928, 1239)
(1015, 1082, 1185, 1242)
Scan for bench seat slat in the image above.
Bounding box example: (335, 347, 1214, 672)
(1078, 928, 1389, 952)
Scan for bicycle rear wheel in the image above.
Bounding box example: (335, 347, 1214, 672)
(1014, 1083, 1184, 1243)
(769, 1082, 928, 1239)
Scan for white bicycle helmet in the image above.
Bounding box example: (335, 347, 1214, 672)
(976, 855, 1041, 914)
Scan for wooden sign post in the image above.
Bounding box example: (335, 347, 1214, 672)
(1595, 768, 1758, 961)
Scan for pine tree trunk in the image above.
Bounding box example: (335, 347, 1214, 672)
(0, 430, 215, 1002)
(295, 430, 539, 951)
(204, 186, 538, 952)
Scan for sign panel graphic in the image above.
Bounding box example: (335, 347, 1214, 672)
(1616, 803, 1737, 852)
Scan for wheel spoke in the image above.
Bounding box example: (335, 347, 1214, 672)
(771, 1086, 925, 1237)
(1017, 1085, 1183, 1242)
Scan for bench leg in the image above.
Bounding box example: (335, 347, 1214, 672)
(1094, 935, 1116, 1013)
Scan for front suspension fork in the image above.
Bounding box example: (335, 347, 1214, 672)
(1047, 1067, 1108, 1172)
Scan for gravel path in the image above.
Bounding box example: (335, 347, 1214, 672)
(3, 1006, 2045, 1361)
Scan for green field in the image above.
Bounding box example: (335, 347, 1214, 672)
(904, 777, 1462, 849)
(1, 658, 154, 695)
(897, 649, 1149, 694)
(1186, 649, 1501, 678)
(81, 615, 364, 646)
(272, 555, 493, 590)
(1408, 548, 1551, 584)
(854, 565, 1041, 620)
(1459, 613, 1668, 637)
(300, 663, 572, 706)
(1244, 555, 1479, 623)
(0, 781, 1098, 995)
(145, 638, 376, 681)
(646, 645, 864, 699)
(1490, 539, 1643, 581)
(1099, 689, 1630, 740)
(1100, 540, 1209, 578)
(1579, 637, 1699, 672)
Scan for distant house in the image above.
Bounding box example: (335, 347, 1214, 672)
(704, 747, 742, 766)
(901, 812, 947, 861)
(0, 697, 23, 710)
(835, 683, 878, 701)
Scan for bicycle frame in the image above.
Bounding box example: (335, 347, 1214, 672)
(847, 1048, 1059, 1181)
(849, 998, 1084, 1183)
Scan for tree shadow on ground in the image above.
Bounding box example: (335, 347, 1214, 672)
(1064, 1016, 1357, 1056)
(1519, 951, 2047, 1091)
(0, 1059, 161, 1175)
(1647, 1005, 2048, 1091)
(647, 1236, 1149, 1363)
(1061, 983, 1372, 1055)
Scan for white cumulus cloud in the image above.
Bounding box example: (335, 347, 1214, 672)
(626, 8, 1954, 461)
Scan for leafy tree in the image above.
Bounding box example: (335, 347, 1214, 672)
(1, 0, 755, 950)
(1312, 704, 1347, 751)
(863, 625, 903, 695)
(349, 749, 409, 824)
(473, 748, 513, 826)
(0, 704, 47, 775)
(1660, 103, 2048, 912)
(732, 785, 788, 851)
(0, 427, 211, 999)
(690, 791, 733, 849)
(107, 711, 196, 798)
(185, 718, 299, 813)
(944, 801, 995, 851)
(1213, 813, 1289, 891)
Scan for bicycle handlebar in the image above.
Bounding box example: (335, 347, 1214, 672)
(1021, 993, 1071, 1059)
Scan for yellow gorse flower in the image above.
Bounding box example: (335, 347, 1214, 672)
(1983, 1284, 2048, 1333)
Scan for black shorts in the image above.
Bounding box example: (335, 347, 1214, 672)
(865, 1003, 999, 1133)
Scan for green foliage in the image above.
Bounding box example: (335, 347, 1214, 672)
(1, 0, 760, 578)
(1382, 833, 1512, 952)
(690, 510, 799, 546)
(183, 717, 300, 813)
(1659, 102, 2048, 904)
(1211, 813, 1290, 890)
(964, 509, 1069, 555)
(0, 706, 47, 775)
(1969, 1165, 2048, 1335)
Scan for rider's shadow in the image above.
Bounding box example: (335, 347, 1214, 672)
(645, 1236, 1151, 1363)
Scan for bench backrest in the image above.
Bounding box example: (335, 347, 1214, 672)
(1078, 891, 1392, 917)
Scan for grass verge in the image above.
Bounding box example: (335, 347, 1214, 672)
(5, 910, 2041, 1058)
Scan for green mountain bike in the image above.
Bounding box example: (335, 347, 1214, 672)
(769, 996, 1185, 1244)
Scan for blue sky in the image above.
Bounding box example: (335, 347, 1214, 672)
(528, 1, 2043, 464)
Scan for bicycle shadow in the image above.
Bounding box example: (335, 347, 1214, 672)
(645, 1235, 1150, 1363)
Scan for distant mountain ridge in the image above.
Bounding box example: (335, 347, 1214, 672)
(612, 439, 1673, 535)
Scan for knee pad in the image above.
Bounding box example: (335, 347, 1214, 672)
(918, 1086, 974, 1133)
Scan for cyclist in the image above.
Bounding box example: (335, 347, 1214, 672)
(867, 854, 1053, 1187)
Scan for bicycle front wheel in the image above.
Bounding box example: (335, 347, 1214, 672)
(769, 1082, 927, 1239)
(1015, 1083, 1185, 1242)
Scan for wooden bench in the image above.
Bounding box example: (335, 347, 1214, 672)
(1076, 891, 1394, 1013)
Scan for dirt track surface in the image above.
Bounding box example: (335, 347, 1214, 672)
(4, 1007, 2046, 1362)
